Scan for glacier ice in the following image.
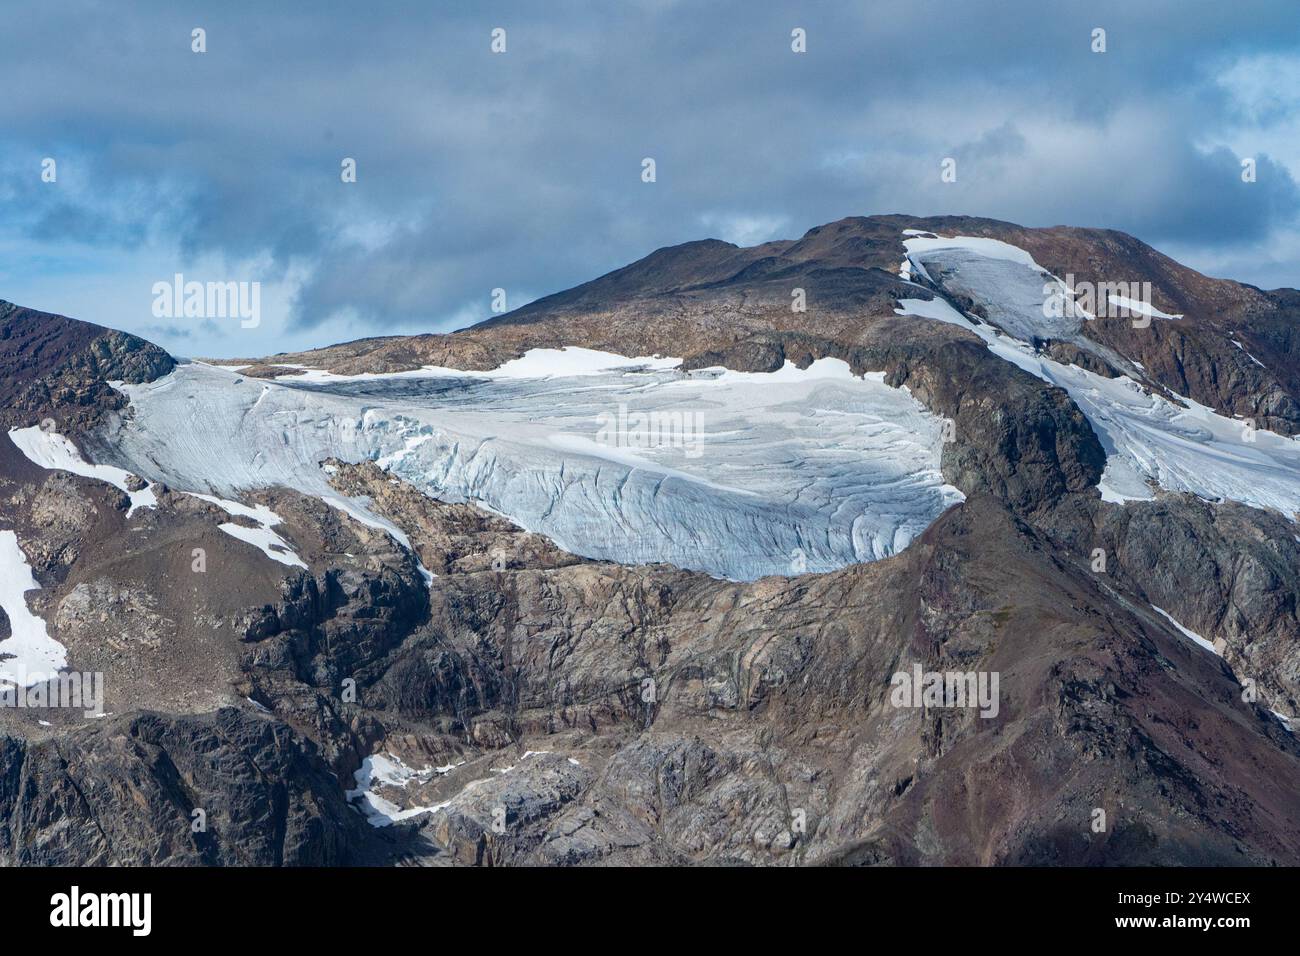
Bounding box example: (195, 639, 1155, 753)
(898, 236, 1300, 518)
(95, 354, 965, 580)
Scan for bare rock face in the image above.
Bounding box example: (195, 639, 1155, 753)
(1088, 497, 1300, 715)
(17, 474, 101, 572)
(54, 580, 170, 652)
(9, 469, 1298, 866)
(426, 753, 597, 865)
(0, 708, 371, 865)
(325, 459, 585, 575)
(234, 464, 1299, 867)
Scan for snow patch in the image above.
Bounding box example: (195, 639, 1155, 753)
(0, 530, 68, 686)
(1230, 339, 1267, 369)
(1151, 605, 1221, 656)
(465, 347, 682, 379)
(346, 752, 464, 827)
(1107, 295, 1182, 321)
(215, 523, 305, 569)
(286, 347, 683, 385)
(9, 426, 156, 516)
(186, 493, 306, 569)
(670, 357, 858, 386)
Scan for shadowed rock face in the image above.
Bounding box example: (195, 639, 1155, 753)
(2, 212, 1299, 866)
(0, 708, 370, 866)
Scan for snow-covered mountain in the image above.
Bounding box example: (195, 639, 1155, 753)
(2, 215, 1300, 867)
(57, 223, 1297, 587)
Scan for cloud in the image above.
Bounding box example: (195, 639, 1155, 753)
(697, 213, 791, 247)
(0, 0, 1298, 354)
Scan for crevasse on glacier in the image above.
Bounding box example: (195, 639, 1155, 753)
(97, 353, 964, 580)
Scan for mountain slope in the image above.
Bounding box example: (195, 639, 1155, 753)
(2, 213, 1299, 866)
(0, 300, 174, 435)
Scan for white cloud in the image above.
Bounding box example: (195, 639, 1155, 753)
(697, 213, 790, 247)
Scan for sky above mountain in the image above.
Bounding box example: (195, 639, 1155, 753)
(2, 0, 1299, 357)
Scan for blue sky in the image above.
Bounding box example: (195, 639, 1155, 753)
(2, 0, 1299, 357)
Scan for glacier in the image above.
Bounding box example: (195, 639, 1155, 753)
(898, 235, 1300, 518)
(93, 353, 964, 580)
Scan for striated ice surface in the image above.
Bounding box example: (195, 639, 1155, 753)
(902, 235, 1134, 372)
(97, 354, 964, 580)
(898, 236, 1300, 518)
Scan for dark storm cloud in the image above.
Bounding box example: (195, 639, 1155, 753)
(1, 0, 1298, 344)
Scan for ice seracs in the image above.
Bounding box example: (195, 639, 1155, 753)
(98, 353, 964, 581)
